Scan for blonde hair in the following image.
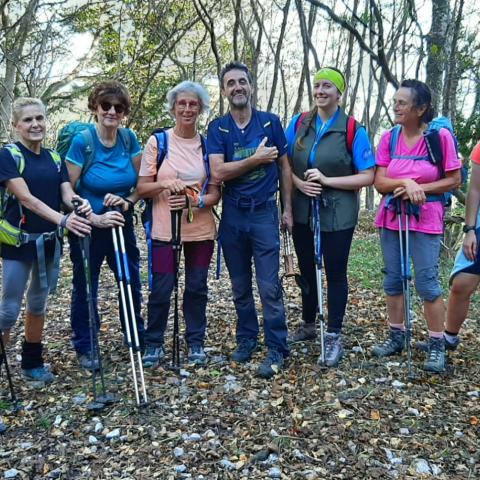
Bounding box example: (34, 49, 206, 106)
(11, 97, 46, 124)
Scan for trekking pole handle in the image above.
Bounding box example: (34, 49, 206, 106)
(72, 198, 85, 217)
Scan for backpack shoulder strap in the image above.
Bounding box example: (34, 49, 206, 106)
(389, 125, 402, 158)
(118, 127, 132, 153)
(46, 149, 62, 172)
(153, 130, 168, 172)
(346, 116, 358, 154)
(199, 134, 210, 196)
(78, 127, 95, 182)
(5, 144, 25, 174)
(294, 112, 310, 134)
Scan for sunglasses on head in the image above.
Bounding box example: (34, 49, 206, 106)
(99, 101, 126, 114)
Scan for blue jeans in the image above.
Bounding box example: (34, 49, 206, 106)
(69, 215, 144, 355)
(145, 240, 214, 348)
(219, 200, 289, 357)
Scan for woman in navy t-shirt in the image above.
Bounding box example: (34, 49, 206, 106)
(0, 97, 91, 388)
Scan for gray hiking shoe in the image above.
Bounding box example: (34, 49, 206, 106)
(231, 338, 258, 363)
(22, 365, 55, 383)
(77, 353, 100, 371)
(423, 337, 446, 373)
(416, 334, 459, 352)
(187, 345, 207, 365)
(372, 329, 405, 357)
(142, 346, 165, 368)
(319, 332, 344, 367)
(256, 349, 284, 379)
(289, 322, 316, 343)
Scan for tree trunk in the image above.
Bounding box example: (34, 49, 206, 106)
(425, 0, 450, 114)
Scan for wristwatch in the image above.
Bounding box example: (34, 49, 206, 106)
(463, 224, 476, 233)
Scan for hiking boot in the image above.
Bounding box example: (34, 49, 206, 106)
(416, 334, 459, 352)
(77, 353, 100, 371)
(256, 349, 284, 379)
(289, 322, 316, 343)
(319, 332, 344, 367)
(142, 346, 165, 368)
(423, 337, 446, 373)
(22, 365, 55, 383)
(188, 345, 207, 365)
(231, 338, 258, 363)
(371, 329, 405, 357)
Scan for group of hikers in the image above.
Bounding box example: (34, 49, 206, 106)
(1, 61, 479, 408)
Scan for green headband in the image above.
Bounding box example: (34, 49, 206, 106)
(313, 68, 346, 94)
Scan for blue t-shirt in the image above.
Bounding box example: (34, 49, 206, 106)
(66, 126, 141, 213)
(0, 142, 69, 260)
(207, 109, 288, 200)
(285, 112, 375, 171)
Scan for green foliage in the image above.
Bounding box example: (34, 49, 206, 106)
(454, 112, 480, 159)
(349, 236, 383, 291)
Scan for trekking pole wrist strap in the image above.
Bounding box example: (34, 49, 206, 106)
(59, 213, 70, 228)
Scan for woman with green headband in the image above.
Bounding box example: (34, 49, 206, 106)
(284, 67, 375, 367)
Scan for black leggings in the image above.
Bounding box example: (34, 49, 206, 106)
(292, 223, 355, 333)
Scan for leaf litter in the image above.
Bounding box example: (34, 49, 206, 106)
(0, 220, 479, 479)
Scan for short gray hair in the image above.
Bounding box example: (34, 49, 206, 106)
(166, 81, 210, 115)
(11, 97, 46, 124)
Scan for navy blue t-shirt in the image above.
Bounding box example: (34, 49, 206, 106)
(0, 142, 69, 260)
(207, 109, 288, 200)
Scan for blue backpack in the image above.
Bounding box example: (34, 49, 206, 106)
(389, 116, 465, 205)
(140, 129, 210, 287)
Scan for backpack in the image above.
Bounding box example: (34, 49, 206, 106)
(0, 144, 62, 247)
(389, 116, 466, 205)
(141, 129, 210, 287)
(56, 121, 132, 187)
(294, 111, 358, 154)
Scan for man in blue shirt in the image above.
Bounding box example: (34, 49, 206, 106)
(207, 62, 292, 378)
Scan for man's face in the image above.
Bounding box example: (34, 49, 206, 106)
(221, 69, 253, 108)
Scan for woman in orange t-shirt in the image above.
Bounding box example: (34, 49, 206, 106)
(436, 142, 480, 350)
(137, 81, 220, 366)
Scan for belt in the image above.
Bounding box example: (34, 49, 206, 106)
(223, 193, 277, 211)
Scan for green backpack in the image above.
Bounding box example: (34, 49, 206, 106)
(0, 144, 62, 246)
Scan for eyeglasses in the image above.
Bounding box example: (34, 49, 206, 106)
(176, 100, 200, 111)
(99, 101, 126, 114)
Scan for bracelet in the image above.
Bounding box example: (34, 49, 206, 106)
(60, 214, 70, 228)
(198, 195, 205, 209)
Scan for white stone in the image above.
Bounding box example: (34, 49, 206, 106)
(105, 428, 121, 439)
(415, 459, 431, 474)
(174, 447, 184, 458)
(88, 435, 98, 445)
(4, 470, 19, 479)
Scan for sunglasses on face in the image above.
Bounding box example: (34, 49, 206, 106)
(176, 100, 200, 111)
(99, 101, 126, 114)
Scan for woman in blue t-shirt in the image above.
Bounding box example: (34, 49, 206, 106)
(0, 97, 91, 388)
(66, 81, 144, 370)
(285, 67, 375, 367)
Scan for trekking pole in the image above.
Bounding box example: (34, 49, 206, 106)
(72, 199, 117, 411)
(282, 230, 296, 278)
(404, 202, 414, 379)
(312, 197, 326, 365)
(170, 208, 182, 371)
(110, 214, 148, 406)
(395, 198, 413, 378)
(0, 331, 20, 412)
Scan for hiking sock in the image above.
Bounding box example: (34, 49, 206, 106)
(21, 339, 44, 369)
(428, 330, 443, 339)
(389, 323, 405, 331)
(444, 331, 459, 343)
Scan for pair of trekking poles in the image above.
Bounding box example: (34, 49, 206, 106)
(310, 195, 413, 373)
(72, 200, 147, 409)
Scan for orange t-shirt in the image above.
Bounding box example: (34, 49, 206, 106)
(471, 142, 480, 165)
(139, 129, 219, 242)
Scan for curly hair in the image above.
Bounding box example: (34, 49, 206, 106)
(87, 80, 132, 116)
